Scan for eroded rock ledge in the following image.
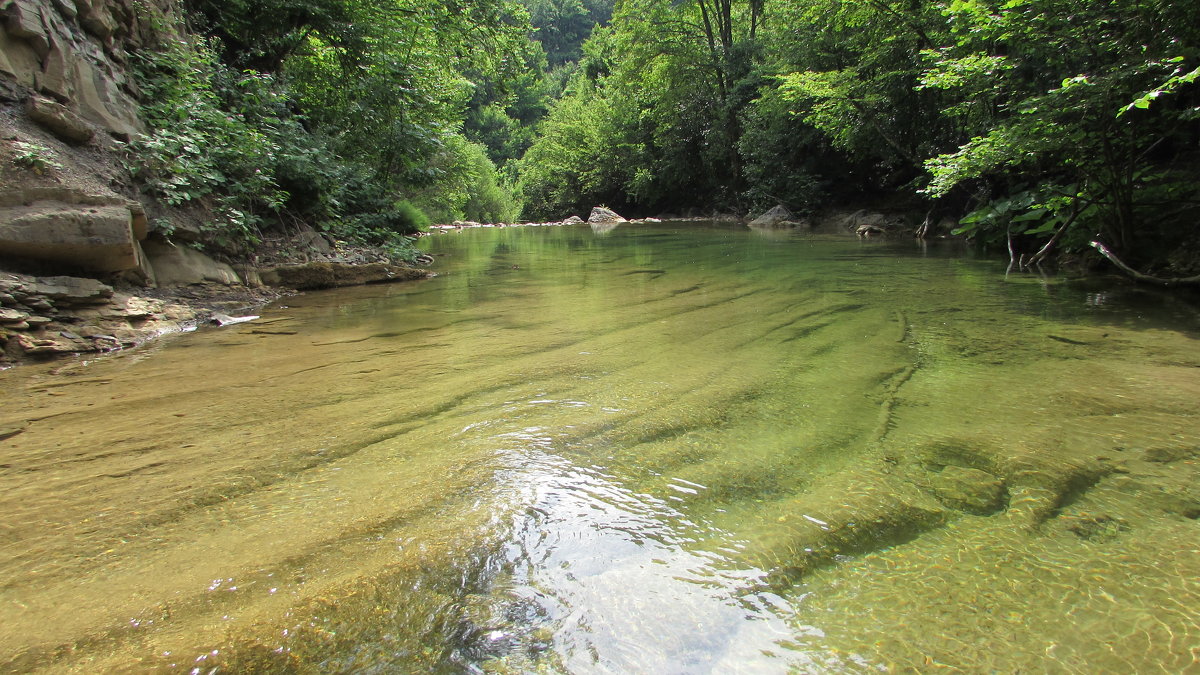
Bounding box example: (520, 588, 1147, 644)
(0, 258, 432, 367)
(0, 271, 193, 363)
(259, 261, 429, 290)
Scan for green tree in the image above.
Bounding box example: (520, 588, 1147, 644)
(921, 0, 1200, 267)
(523, 0, 614, 66)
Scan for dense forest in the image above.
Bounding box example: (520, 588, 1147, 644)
(139, 0, 1199, 276)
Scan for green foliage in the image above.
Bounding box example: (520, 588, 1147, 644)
(463, 37, 552, 168)
(141, 0, 1198, 272)
(341, 201, 428, 240)
(127, 0, 535, 258)
(521, 0, 614, 66)
(1121, 63, 1200, 115)
(128, 37, 287, 249)
(514, 0, 1199, 270)
(516, 75, 640, 219)
(738, 89, 829, 211)
(950, 185, 1092, 248)
(412, 137, 521, 224)
(777, 69, 873, 152)
(920, 0, 1200, 259)
(184, 0, 353, 71)
(10, 141, 63, 174)
(394, 201, 430, 231)
(518, 0, 771, 217)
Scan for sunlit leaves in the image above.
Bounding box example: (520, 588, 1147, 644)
(1120, 65, 1200, 116)
(777, 69, 870, 151)
(917, 51, 1010, 91)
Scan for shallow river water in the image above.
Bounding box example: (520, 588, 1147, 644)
(1, 222, 1199, 673)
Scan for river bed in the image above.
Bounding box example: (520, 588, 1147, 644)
(1, 221, 1198, 672)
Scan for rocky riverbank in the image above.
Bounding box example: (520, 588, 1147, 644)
(428, 206, 665, 231)
(427, 205, 945, 239)
(0, 239, 432, 368)
(0, 271, 269, 366)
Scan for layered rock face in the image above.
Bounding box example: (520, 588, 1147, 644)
(0, 187, 151, 276)
(0, 0, 168, 141)
(0, 0, 178, 279)
(0, 269, 194, 363)
(0, 2, 440, 366)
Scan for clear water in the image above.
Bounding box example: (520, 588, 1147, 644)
(1, 222, 1198, 673)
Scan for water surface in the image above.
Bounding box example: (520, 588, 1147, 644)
(1, 222, 1198, 672)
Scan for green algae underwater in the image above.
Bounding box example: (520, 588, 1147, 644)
(0, 221, 1197, 673)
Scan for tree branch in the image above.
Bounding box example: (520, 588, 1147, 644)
(1025, 203, 1086, 268)
(1089, 241, 1200, 286)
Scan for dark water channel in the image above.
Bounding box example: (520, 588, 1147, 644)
(1, 221, 1198, 672)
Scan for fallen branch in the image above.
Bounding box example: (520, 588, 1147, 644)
(1089, 241, 1200, 287)
(1025, 208, 1082, 268)
(915, 209, 932, 240)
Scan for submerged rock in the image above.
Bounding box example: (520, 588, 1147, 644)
(926, 465, 1008, 515)
(0, 422, 27, 441)
(210, 313, 259, 327)
(258, 262, 429, 290)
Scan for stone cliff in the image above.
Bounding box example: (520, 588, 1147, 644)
(0, 0, 178, 283)
(0, 2, 432, 366)
(0, 0, 162, 141)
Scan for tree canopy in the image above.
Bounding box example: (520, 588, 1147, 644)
(516, 0, 1200, 274)
(132, 0, 1200, 274)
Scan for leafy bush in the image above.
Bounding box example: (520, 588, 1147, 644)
(126, 35, 432, 259)
(127, 37, 288, 249)
(410, 136, 520, 224)
(10, 141, 63, 174)
(393, 200, 431, 231)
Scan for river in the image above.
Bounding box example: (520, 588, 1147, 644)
(1, 221, 1198, 672)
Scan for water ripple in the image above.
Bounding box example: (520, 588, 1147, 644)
(467, 447, 810, 673)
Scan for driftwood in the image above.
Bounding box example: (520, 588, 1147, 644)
(1089, 241, 1200, 287)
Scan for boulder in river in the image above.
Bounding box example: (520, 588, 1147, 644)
(749, 205, 807, 229)
(563, 215, 585, 225)
(749, 205, 793, 227)
(588, 207, 627, 225)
